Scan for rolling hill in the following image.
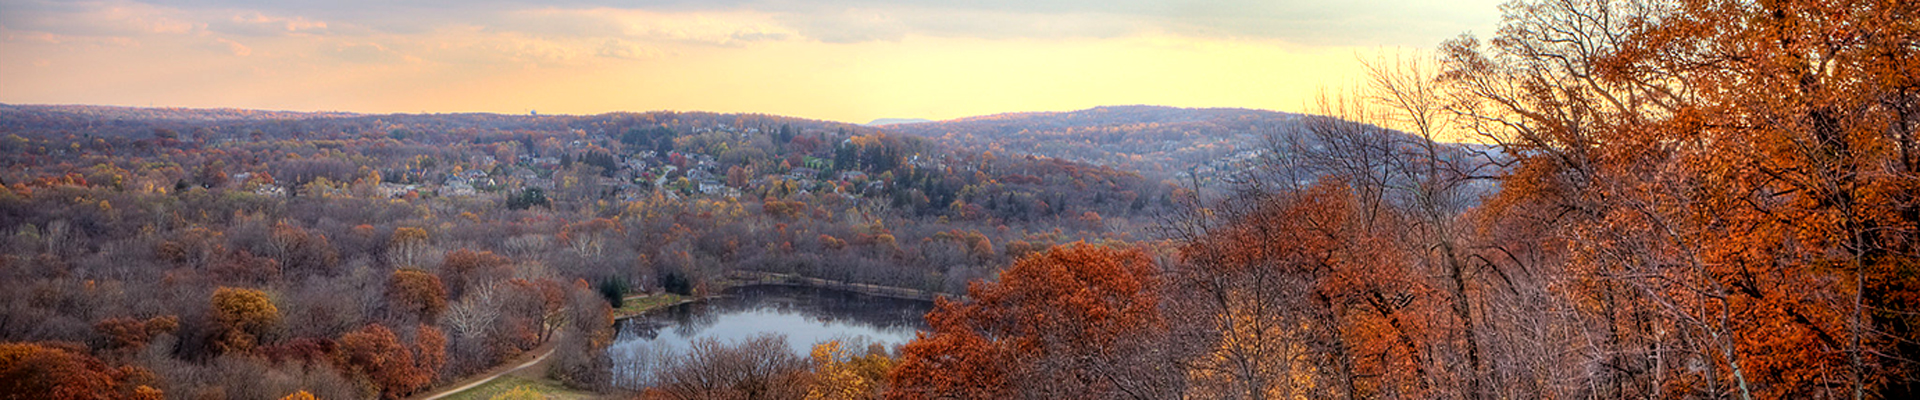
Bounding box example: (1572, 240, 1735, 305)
(878, 105, 1302, 184)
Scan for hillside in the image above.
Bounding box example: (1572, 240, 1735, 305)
(880, 105, 1301, 184)
(0, 105, 1167, 291)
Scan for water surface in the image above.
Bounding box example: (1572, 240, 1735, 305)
(607, 285, 934, 384)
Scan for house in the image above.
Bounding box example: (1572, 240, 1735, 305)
(443, 176, 477, 196)
(253, 184, 286, 197)
(377, 183, 420, 198)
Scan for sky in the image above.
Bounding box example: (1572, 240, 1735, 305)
(0, 0, 1505, 124)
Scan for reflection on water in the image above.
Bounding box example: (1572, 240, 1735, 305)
(607, 285, 934, 385)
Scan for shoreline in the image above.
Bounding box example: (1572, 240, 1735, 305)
(721, 270, 949, 301)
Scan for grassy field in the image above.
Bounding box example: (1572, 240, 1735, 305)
(435, 375, 594, 400)
(614, 293, 684, 318)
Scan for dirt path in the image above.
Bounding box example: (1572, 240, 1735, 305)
(407, 334, 559, 400)
(409, 293, 669, 400)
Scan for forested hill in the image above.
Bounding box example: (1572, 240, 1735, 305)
(879, 105, 1302, 184)
(0, 103, 1175, 396)
(0, 104, 880, 142)
(0, 103, 1168, 293)
(0, 104, 363, 125)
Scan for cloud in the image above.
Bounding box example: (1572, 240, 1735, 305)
(333, 42, 403, 63)
(0, 0, 200, 38)
(213, 11, 329, 36)
(594, 39, 656, 59)
(70, 0, 1500, 46)
(213, 37, 250, 55)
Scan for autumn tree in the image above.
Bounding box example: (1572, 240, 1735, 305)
(388, 227, 430, 268)
(890, 242, 1180, 400)
(728, 165, 750, 188)
(387, 269, 448, 322)
(335, 324, 430, 399)
(550, 282, 614, 390)
(267, 222, 340, 276)
(0, 341, 162, 400)
(414, 324, 446, 382)
(641, 333, 811, 400)
(1164, 177, 1442, 400)
(211, 287, 279, 354)
(1435, 0, 1920, 397)
(92, 316, 178, 354)
(440, 248, 511, 299)
(807, 340, 895, 400)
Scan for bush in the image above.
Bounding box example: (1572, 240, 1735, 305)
(661, 272, 692, 296)
(596, 277, 628, 309)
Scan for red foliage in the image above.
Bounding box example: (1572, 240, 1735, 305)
(334, 324, 429, 399)
(0, 341, 161, 400)
(890, 242, 1160, 399)
(386, 269, 448, 321)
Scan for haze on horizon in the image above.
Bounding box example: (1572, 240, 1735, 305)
(0, 0, 1502, 124)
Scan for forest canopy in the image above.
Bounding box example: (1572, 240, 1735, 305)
(2, 0, 1918, 399)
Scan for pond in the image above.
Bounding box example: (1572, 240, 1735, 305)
(606, 285, 935, 386)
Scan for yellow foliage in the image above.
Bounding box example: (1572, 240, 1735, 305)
(488, 385, 544, 400)
(806, 340, 895, 400)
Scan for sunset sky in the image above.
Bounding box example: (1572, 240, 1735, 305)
(0, 0, 1504, 123)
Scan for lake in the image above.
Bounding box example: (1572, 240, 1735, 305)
(606, 285, 935, 386)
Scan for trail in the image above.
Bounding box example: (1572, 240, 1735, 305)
(408, 336, 557, 400)
(410, 293, 667, 400)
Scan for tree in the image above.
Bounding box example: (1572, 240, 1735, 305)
(727, 165, 750, 188)
(0, 341, 162, 400)
(387, 269, 448, 322)
(414, 324, 446, 382)
(211, 287, 279, 354)
(551, 283, 614, 391)
(1165, 180, 1426, 400)
(597, 277, 629, 309)
(641, 334, 810, 400)
(388, 227, 430, 268)
(890, 242, 1179, 400)
(335, 324, 429, 399)
(440, 248, 511, 299)
(267, 223, 340, 277)
(807, 340, 894, 400)
(507, 187, 549, 210)
(1437, 0, 1920, 397)
(93, 316, 178, 353)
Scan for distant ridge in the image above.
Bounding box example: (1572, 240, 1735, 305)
(865, 118, 932, 126)
(881, 105, 1301, 182)
(1, 103, 361, 121)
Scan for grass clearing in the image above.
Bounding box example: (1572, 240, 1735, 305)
(615, 293, 683, 318)
(436, 375, 592, 400)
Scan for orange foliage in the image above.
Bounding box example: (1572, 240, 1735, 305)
(92, 316, 179, 352)
(335, 324, 430, 399)
(0, 341, 161, 400)
(413, 324, 446, 380)
(387, 269, 448, 321)
(890, 242, 1161, 399)
(439, 248, 510, 297)
(210, 287, 278, 354)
